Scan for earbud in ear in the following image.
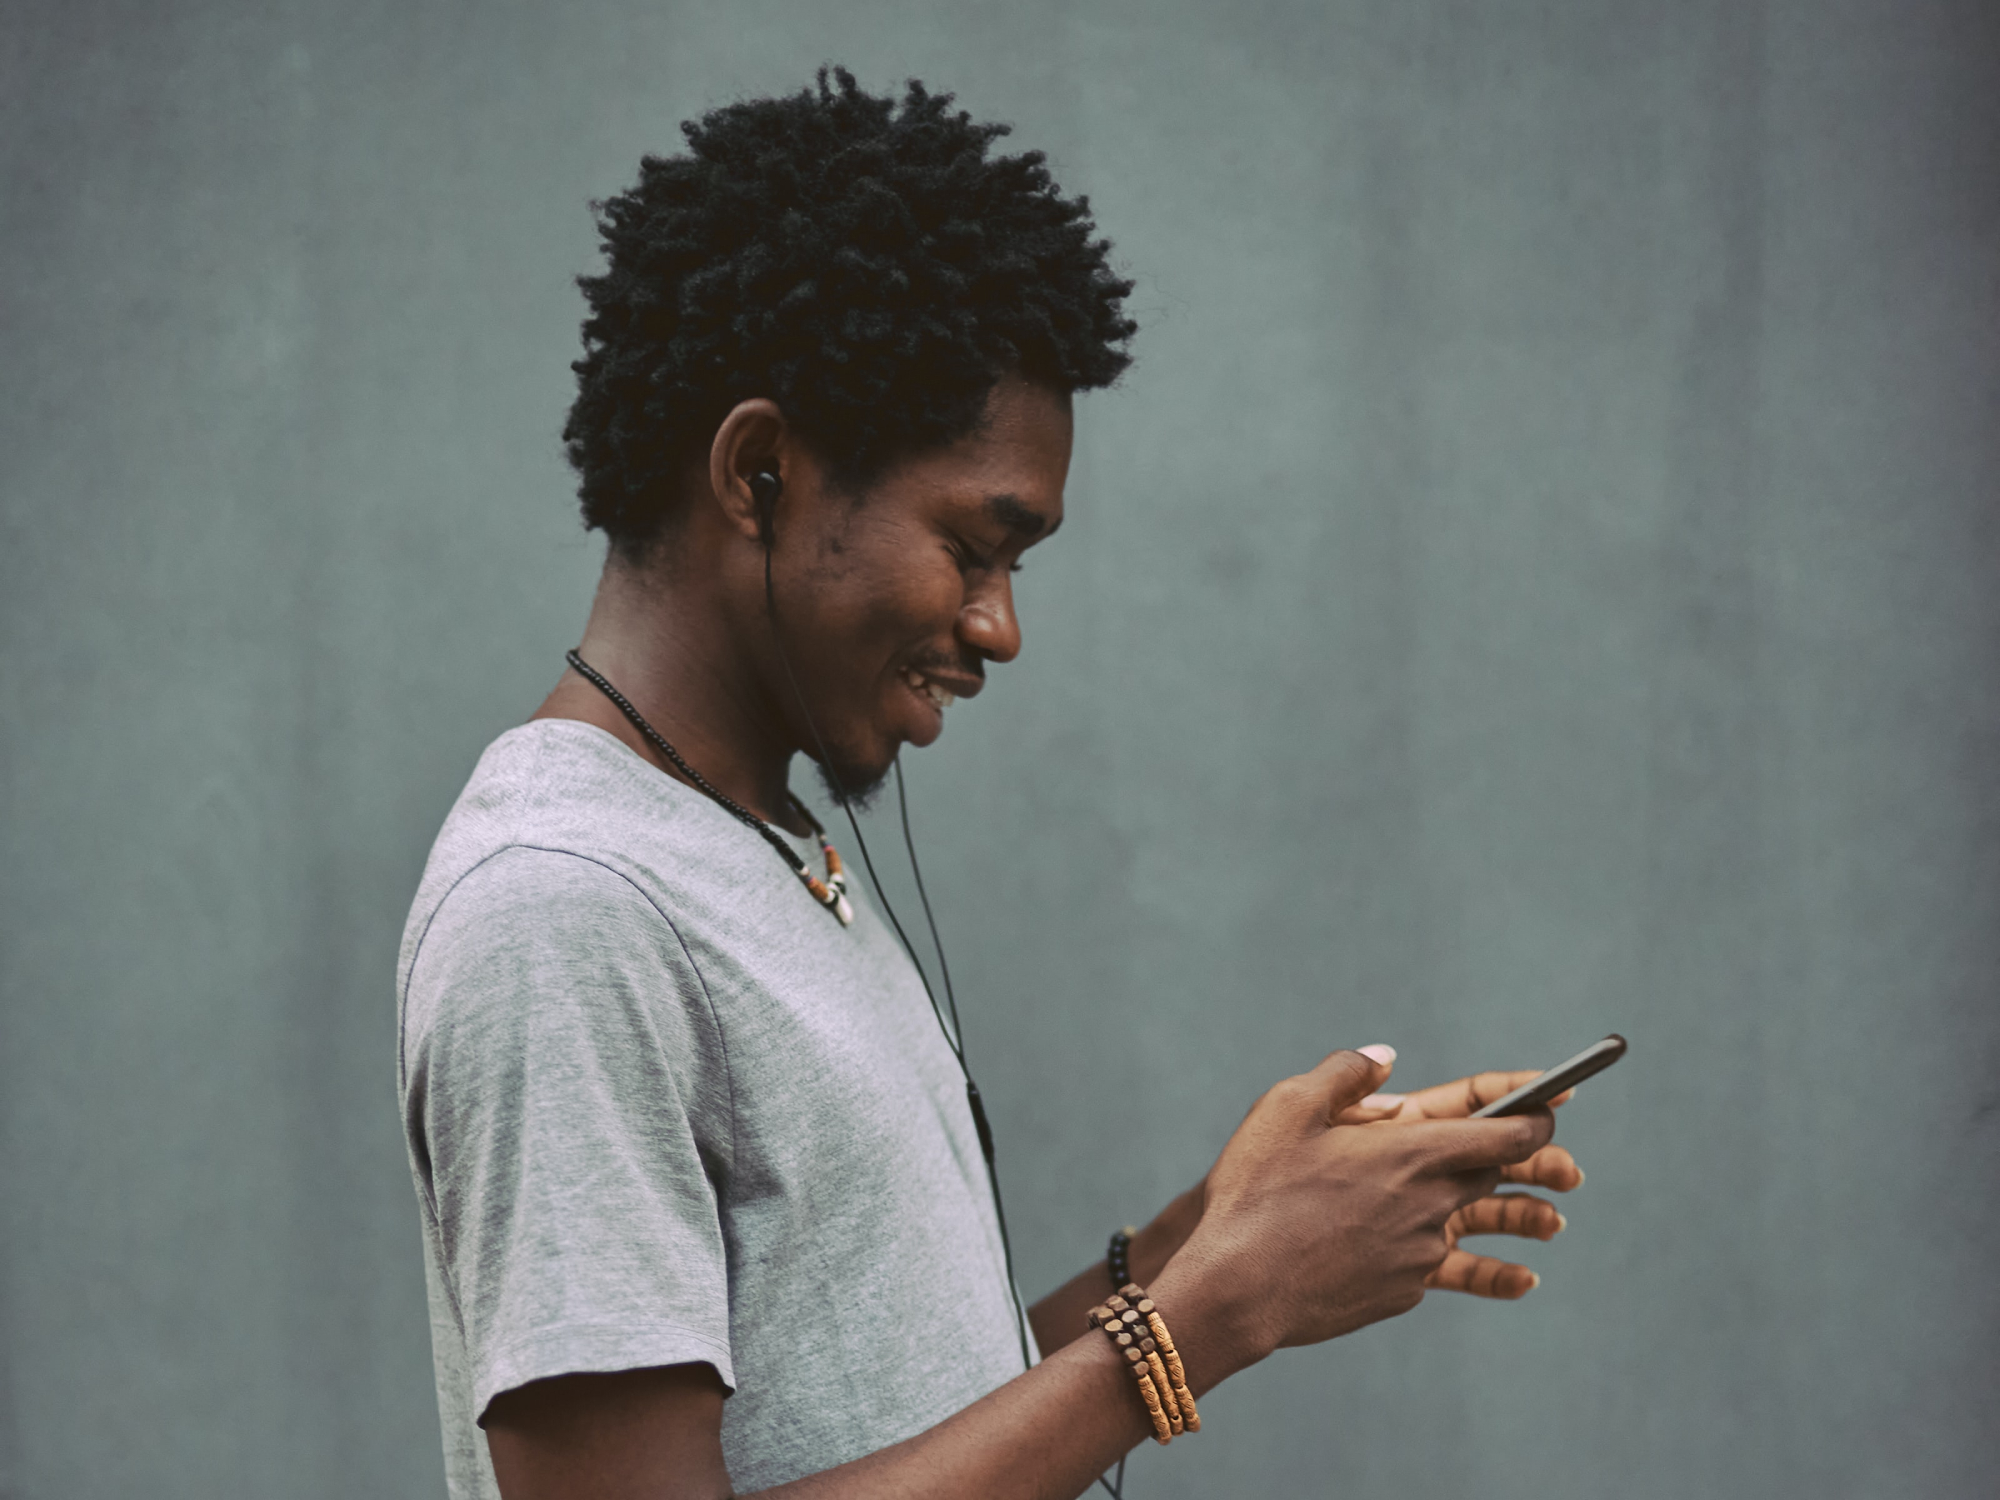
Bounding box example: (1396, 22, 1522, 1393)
(749, 470, 782, 549)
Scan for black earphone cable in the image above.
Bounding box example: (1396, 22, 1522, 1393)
(757, 525, 1035, 1366)
(893, 759, 965, 1045)
(757, 474, 1125, 1498)
(894, 763, 1130, 1500)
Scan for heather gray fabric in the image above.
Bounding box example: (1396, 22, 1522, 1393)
(396, 720, 1032, 1498)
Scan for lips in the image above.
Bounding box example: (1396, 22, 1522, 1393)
(901, 666, 957, 711)
(897, 660, 985, 728)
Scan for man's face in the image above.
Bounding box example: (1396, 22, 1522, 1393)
(766, 376, 1073, 801)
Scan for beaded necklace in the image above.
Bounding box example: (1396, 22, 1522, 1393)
(564, 648, 854, 926)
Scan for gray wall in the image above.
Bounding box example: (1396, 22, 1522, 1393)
(3, 2, 1994, 1496)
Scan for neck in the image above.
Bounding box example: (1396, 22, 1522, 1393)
(531, 546, 811, 835)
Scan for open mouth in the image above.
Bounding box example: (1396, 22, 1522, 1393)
(901, 666, 956, 712)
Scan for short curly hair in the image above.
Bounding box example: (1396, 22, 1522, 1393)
(562, 68, 1137, 555)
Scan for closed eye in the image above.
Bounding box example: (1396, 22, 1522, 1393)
(950, 539, 1020, 575)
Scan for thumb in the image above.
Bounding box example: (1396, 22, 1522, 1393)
(1301, 1044, 1397, 1124)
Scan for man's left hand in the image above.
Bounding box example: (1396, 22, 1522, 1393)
(1337, 1068, 1585, 1300)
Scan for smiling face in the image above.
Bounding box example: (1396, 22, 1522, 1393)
(758, 375, 1074, 801)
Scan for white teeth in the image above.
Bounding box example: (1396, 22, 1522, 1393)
(903, 669, 954, 710)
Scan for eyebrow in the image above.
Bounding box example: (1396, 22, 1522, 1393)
(985, 492, 1060, 539)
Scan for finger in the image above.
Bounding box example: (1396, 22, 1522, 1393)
(1299, 1044, 1397, 1124)
(1426, 1249, 1540, 1300)
(1450, 1193, 1566, 1243)
(1415, 1109, 1555, 1172)
(1396, 1069, 1558, 1119)
(1332, 1102, 1403, 1126)
(1500, 1143, 1582, 1191)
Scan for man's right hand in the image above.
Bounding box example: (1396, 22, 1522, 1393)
(1157, 1045, 1556, 1372)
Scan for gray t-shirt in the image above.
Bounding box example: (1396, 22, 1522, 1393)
(397, 721, 1033, 1498)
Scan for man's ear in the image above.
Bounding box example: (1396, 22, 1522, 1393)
(707, 399, 789, 546)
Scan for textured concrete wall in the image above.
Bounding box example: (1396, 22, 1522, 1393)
(3, 2, 1994, 1495)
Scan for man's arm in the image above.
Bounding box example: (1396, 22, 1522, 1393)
(484, 1048, 1560, 1500)
(1025, 1182, 1205, 1359)
(489, 1265, 1219, 1500)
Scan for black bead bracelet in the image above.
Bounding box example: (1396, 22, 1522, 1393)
(1107, 1224, 1136, 1290)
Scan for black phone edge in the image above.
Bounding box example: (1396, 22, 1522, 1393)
(1470, 1034, 1628, 1119)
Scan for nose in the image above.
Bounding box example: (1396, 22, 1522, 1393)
(958, 574, 1021, 664)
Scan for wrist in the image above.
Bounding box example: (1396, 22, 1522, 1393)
(1146, 1240, 1272, 1395)
(1129, 1181, 1205, 1284)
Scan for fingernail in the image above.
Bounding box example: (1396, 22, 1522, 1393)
(1527, 1272, 1541, 1291)
(1574, 1168, 1586, 1187)
(1360, 1092, 1405, 1109)
(1358, 1044, 1397, 1066)
(1554, 1212, 1568, 1233)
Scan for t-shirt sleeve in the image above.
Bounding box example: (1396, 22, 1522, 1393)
(402, 844, 736, 1420)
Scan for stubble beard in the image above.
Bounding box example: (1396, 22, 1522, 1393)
(812, 748, 892, 813)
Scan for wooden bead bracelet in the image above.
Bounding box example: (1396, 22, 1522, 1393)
(1088, 1283, 1201, 1447)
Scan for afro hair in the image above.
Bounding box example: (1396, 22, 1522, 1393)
(562, 67, 1137, 555)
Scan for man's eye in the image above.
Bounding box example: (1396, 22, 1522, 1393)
(949, 534, 1024, 575)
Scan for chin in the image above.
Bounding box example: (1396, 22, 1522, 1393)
(812, 748, 895, 812)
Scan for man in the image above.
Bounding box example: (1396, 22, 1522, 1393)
(397, 70, 1583, 1500)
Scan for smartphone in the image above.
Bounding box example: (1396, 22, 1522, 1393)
(1470, 1034, 1627, 1118)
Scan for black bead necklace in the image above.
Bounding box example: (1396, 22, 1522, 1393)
(564, 649, 853, 925)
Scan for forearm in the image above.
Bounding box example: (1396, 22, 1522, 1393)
(1027, 1183, 1206, 1357)
(759, 1254, 1258, 1500)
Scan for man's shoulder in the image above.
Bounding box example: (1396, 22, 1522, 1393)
(396, 721, 707, 991)
(392, 716, 903, 1057)
(428, 718, 654, 853)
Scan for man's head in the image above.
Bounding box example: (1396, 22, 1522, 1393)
(563, 67, 1135, 558)
(563, 71, 1134, 801)
(695, 374, 1073, 802)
